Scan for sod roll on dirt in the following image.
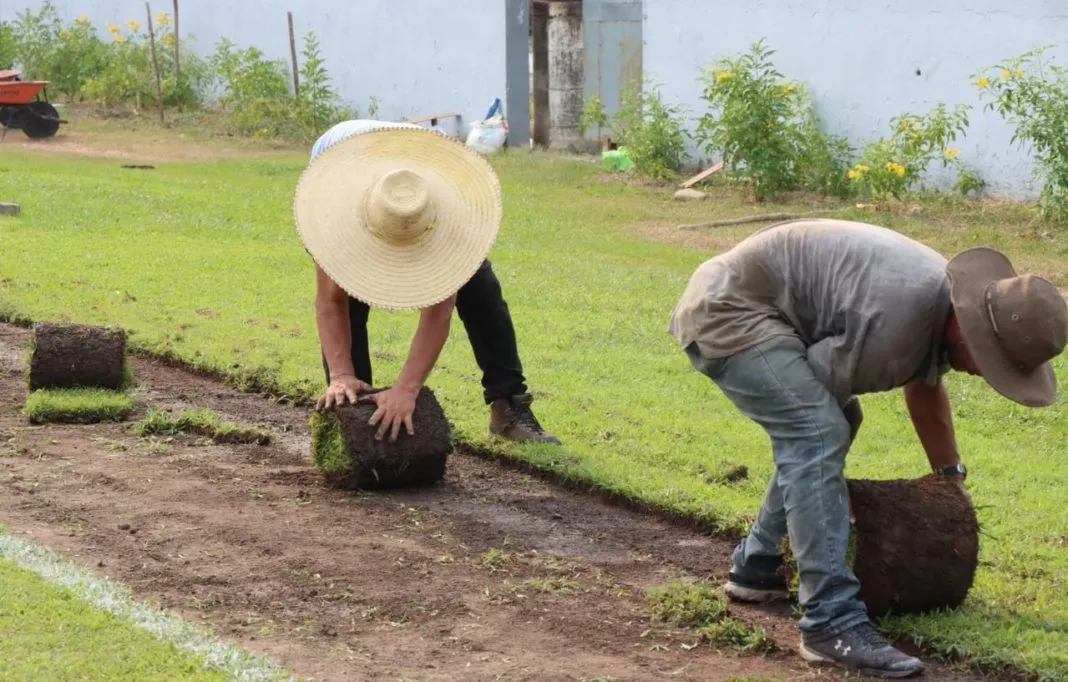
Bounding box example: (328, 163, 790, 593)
(28, 323, 129, 391)
(847, 474, 980, 617)
(311, 386, 452, 490)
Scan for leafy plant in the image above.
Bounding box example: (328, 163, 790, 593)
(975, 45, 1068, 222)
(581, 79, 689, 181)
(849, 103, 972, 206)
(11, 0, 62, 80)
(0, 21, 17, 70)
(695, 39, 853, 200)
(295, 31, 356, 136)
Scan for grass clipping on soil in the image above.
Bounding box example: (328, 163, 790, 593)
(310, 386, 452, 490)
(24, 388, 136, 424)
(133, 408, 272, 445)
(647, 580, 775, 654)
(28, 323, 131, 391)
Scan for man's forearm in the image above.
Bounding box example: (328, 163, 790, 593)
(316, 300, 355, 380)
(903, 379, 962, 471)
(395, 297, 456, 393)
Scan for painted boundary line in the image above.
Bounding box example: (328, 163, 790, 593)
(0, 531, 299, 682)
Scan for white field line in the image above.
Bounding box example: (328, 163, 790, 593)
(0, 531, 300, 682)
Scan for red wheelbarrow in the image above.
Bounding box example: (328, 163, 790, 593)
(0, 69, 65, 141)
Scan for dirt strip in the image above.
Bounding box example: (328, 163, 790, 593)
(0, 323, 988, 681)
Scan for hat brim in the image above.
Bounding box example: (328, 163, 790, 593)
(293, 125, 502, 310)
(946, 247, 1056, 407)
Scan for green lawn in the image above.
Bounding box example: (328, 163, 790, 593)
(0, 534, 291, 681)
(1, 143, 1066, 680)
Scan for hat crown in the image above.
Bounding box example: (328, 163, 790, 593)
(365, 168, 435, 245)
(987, 274, 1068, 370)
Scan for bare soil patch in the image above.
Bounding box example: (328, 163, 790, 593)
(0, 324, 988, 681)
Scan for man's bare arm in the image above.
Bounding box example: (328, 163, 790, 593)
(395, 295, 457, 394)
(315, 265, 356, 381)
(903, 378, 962, 472)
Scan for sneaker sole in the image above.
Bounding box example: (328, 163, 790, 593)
(800, 642, 924, 679)
(724, 581, 791, 603)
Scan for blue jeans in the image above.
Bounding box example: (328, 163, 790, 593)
(686, 335, 869, 638)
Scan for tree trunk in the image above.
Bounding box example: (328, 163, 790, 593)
(312, 386, 451, 490)
(847, 474, 980, 617)
(29, 323, 128, 391)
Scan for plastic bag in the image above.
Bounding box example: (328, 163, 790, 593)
(465, 97, 508, 155)
(602, 147, 634, 172)
(465, 116, 508, 155)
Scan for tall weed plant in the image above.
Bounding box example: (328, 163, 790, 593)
(695, 39, 854, 201)
(975, 45, 1068, 222)
(580, 79, 689, 182)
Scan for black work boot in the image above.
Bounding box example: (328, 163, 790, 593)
(724, 552, 792, 603)
(801, 621, 924, 678)
(489, 393, 561, 445)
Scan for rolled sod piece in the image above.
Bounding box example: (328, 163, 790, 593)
(28, 323, 130, 391)
(310, 387, 452, 490)
(847, 474, 980, 617)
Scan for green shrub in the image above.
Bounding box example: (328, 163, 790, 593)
(0, 22, 18, 70)
(695, 39, 854, 201)
(849, 103, 973, 206)
(580, 79, 689, 181)
(975, 45, 1068, 222)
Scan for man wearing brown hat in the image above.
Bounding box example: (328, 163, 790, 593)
(669, 218, 1066, 678)
(294, 119, 560, 445)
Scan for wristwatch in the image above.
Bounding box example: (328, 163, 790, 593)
(936, 463, 967, 479)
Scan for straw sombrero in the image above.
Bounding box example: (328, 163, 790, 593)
(293, 123, 503, 310)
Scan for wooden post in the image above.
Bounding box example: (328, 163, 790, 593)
(287, 11, 300, 97)
(172, 0, 182, 112)
(146, 2, 165, 124)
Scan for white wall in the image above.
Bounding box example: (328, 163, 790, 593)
(0, 0, 508, 138)
(643, 0, 1068, 199)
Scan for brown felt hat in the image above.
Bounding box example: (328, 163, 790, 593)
(946, 248, 1067, 407)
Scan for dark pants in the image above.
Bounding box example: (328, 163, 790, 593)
(321, 260, 528, 404)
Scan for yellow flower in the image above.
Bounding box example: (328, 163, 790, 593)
(855, 163, 870, 173)
(978, 77, 990, 89)
(59, 30, 71, 39)
(1002, 70, 1011, 79)
(157, 13, 171, 26)
(76, 15, 88, 23)
(715, 70, 734, 83)
(886, 162, 906, 178)
(114, 34, 126, 44)
(162, 34, 176, 47)
(107, 22, 120, 33)
(848, 169, 862, 181)
(944, 147, 960, 159)
(127, 19, 140, 31)
(1016, 69, 1025, 78)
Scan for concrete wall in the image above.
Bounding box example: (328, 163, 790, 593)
(1, 0, 529, 143)
(644, 0, 1068, 199)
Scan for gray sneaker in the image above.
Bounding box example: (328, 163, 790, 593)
(801, 622, 924, 678)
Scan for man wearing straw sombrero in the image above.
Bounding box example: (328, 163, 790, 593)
(294, 120, 560, 445)
(669, 218, 1066, 678)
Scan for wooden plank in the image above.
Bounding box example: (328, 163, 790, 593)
(404, 112, 461, 125)
(679, 160, 724, 189)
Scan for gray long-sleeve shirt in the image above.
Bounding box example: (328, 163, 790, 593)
(669, 219, 953, 406)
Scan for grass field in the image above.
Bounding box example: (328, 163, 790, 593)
(0, 531, 290, 681)
(2, 123, 1066, 679)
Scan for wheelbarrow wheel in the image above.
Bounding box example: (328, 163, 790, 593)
(23, 102, 61, 139)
